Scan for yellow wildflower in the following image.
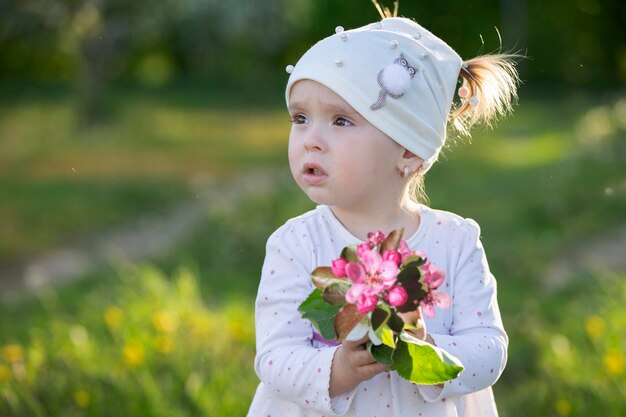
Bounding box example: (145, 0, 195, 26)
(188, 314, 214, 337)
(3, 344, 23, 363)
(229, 321, 246, 342)
(154, 335, 173, 354)
(74, 390, 90, 408)
(604, 349, 625, 376)
(104, 306, 124, 329)
(555, 399, 571, 416)
(152, 311, 176, 333)
(0, 365, 10, 382)
(123, 342, 145, 367)
(584, 315, 605, 340)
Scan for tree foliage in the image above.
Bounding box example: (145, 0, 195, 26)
(0, 0, 624, 87)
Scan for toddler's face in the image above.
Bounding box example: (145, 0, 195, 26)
(287, 80, 406, 212)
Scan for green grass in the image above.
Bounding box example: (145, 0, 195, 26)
(1, 87, 625, 416)
(0, 265, 258, 416)
(0, 85, 290, 262)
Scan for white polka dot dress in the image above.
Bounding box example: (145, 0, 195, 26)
(247, 205, 506, 417)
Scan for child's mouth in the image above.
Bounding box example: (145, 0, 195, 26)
(303, 163, 327, 184)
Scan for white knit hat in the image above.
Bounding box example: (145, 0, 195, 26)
(285, 17, 463, 172)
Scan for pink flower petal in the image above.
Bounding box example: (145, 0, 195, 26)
(398, 240, 412, 261)
(420, 301, 436, 319)
(356, 293, 378, 314)
(433, 291, 451, 309)
(346, 262, 365, 283)
(345, 284, 367, 304)
(379, 260, 399, 282)
(427, 269, 445, 290)
(361, 250, 382, 276)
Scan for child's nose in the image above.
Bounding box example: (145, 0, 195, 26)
(303, 125, 325, 152)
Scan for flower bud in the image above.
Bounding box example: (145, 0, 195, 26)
(331, 258, 348, 277)
(383, 250, 402, 265)
(367, 231, 386, 246)
(356, 243, 372, 259)
(386, 286, 408, 307)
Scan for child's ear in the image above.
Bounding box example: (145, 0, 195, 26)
(398, 149, 424, 174)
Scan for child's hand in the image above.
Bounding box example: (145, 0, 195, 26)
(329, 335, 389, 397)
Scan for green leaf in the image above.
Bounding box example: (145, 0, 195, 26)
(368, 342, 395, 365)
(402, 255, 426, 267)
(341, 246, 360, 263)
(371, 306, 390, 331)
(298, 289, 340, 340)
(392, 332, 464, 385)
(379, 325, 396, 349)
(387, 310, 405, 333)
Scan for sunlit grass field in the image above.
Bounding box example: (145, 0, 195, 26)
(1, 86, 625, 416)
(0, 85, 289, 263)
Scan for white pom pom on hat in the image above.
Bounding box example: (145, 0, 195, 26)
(285, 18, 463, 173)
(381, 63, 412, 96)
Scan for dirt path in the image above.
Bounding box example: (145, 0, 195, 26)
(0, 169, 283, 299)
(2, 169, 622, 298)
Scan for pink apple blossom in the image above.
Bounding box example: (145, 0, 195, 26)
(419, 262, 450, 318)
(397, 240, 414, 262)
(344, 249, 400, 313)
(421, 292, 451, 318)
(331, 258, 348, 277)
(356, 243, 372, 259)
(367, 231, 386, 246)
(422, 261, 445, 290)
(383, 250, 402, 266)
(386, 286, 408, 307)
(353, 291, 379, 314)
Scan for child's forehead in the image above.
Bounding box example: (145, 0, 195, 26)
(288, 80, 358, 114)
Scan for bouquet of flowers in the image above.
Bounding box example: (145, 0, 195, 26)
(298, 229, 463, 384)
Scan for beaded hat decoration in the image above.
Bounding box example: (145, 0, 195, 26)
(285, 17, 464, 172)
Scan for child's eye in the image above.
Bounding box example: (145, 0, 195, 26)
(291, 114, 307, 124)
(334, 117, 353, 127)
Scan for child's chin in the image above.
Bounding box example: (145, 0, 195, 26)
(302, 189, 331, 206)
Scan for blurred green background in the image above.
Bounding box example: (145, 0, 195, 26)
(0, 0, 625, 416)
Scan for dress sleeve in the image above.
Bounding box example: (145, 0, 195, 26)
(253, 224, 354, 416)
(418, 219, 508, 402)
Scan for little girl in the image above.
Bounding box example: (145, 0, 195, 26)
(247, 11, 519, 417)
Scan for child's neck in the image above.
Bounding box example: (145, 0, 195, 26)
(329, 204, 421, 242)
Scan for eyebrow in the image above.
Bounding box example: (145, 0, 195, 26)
(288, 101, 359, 117)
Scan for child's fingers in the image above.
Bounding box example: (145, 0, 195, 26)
(341, 335, 370, 350)
(354, 361, 389, 381)
(337, 341, 389, 384)
(349, 349, 378, 366)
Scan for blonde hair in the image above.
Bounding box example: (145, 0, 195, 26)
(403, 53, 521, 206)
(452, 53, 521, 136)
